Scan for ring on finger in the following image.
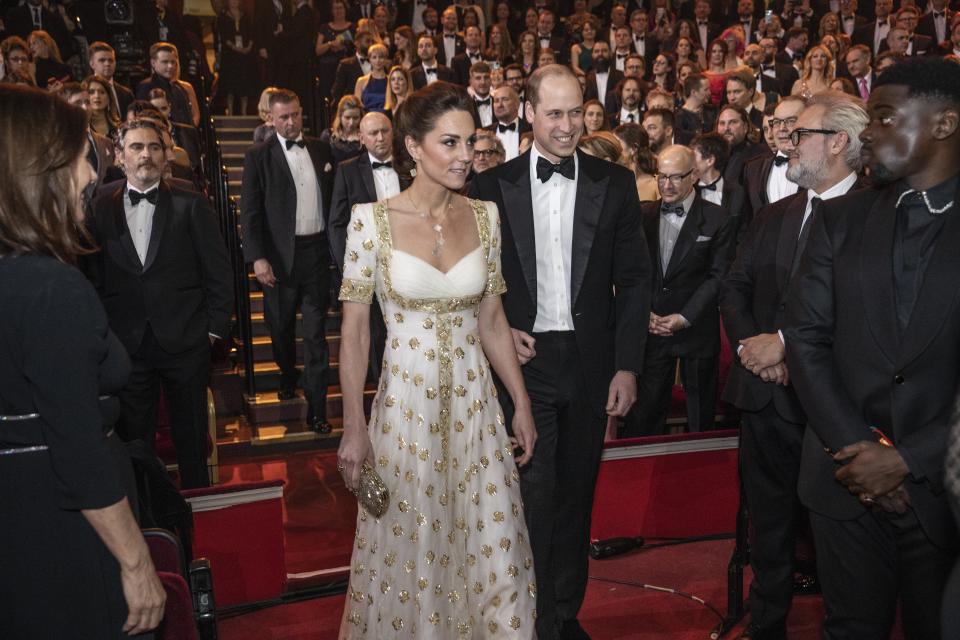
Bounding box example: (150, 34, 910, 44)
(860, 493, 875, 504)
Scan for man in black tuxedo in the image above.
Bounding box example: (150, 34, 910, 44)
(136, 43, 193, 128)
(609, 76, 644, 128)
(536, 9, 569, 64)
(450, 24, 484, 86)
(468, 62, 495, 128)
(693, 0, 722, 51)
(274, 0, 315, 112)
(470, 65, 650, 640)
(394, 0, 438, 33)
(88, 42, 134, 119)
(744, 43, 783, 100)
(331, 29, 373, 103)
(85, 120, 233, 489)
(629, 8, 659, 75)
(627, 145, 734, 437)
(853, 0, 893, 54)
(784, 58, 960, 639)
(692, 132, 747, 239)
(253, 0, 287, 85)
(642, 108, 694, 152)
(485, 85, 531, 161)
(718, 105, 771, 185)
(758, 37, 800, 97)
(837, 0, 870, 38)
(582, 41, 623, 105)
(742, 96, 804, 219)
(725, 71, 765, 129)
(722, 90, 867, 640)
(916, 0, 953, 44)
(241, 89, 335, 434)
(410, 34, 454, 89)
(435, 6, 464, 66)
(775, 27, 809, 66)
(329, 112, 407, 380)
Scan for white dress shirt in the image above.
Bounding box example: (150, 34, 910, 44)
(614, 49, 630, 72)
(933, 10, 948, 43)
(530, 143, 577, 332)
(767, 153, 799, 204)
(619, 107, 640, 124)
(125, 180, 161, 265)
(358, 53, 371, 75)
(698, 176, 724, 207)
(422, 62, 439, 85)
(633, 36, 645, 57)
(594, 71, 609, 103)
(474, 93, 494, 127)
(495, 118, 521, 160)
(841, 13, 857, 36)
(659, 190, 696, 274)
(874, 19, 890, 53)
(276, 132, 324, 235)
(369, 153, 400, 201)
(442, 32, 457, 65)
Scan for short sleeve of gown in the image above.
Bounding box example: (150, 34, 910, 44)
(339, 202, 378, 305)
(483, 200, 507, 297)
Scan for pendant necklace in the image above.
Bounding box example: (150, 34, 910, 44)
(408, 191, 452, 257)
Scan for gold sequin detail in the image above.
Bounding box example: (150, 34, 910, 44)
(408, 337, 420, 349)
(348, 250, 359, 262)
(353, 219, 364, 231)
(339, 278, 374, 303)
(391, 617, 403, 630)
(362, 238, 374, 251)
(454, 385, 467, 397)
(384, 395, 396, 407)
(360, 266, 373, 278)
(394, 312, 404, 323)
(510, 616, 521, 630)
(422, 317, 434, 329)
(500, 537, 512, 551)
(426, 388, 438, 400)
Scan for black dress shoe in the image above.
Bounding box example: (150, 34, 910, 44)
(277, 388, 296, 401)
(309, 416, 333, 434)
(560, 619, 591, 640)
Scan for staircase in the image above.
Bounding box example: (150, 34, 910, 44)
(212, 115, 375, 448)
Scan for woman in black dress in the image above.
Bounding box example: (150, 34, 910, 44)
(216, 0, 257, 115)
(0, 84, 165, 639)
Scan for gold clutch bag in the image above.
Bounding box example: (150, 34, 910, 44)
(351, 462, 390, 518)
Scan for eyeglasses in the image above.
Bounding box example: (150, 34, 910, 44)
(655, 168, 695, 185)
(474, 149, 501, 158)
(789, 128, 838, 145)
(769, 116, 799, 129)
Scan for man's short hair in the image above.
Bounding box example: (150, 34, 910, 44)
(504, 63, 524, 77)
(527, 64, 579, 108)
(786, 26, 808, 42)
(268, 88, 300, 110)
(56, 81, 86, 100)
(846, 44, 872, 61)
(874, 56, 960, 105)
(691, 131, 730, 172)
(683, 72, 708, 95)
(728, 68, 757, 92)
(116, 118, 167, 151)
(719, 103, 751, 126)
(88, 41, 115, 59)
(469, 61, 491, 76)
(894, 6, 919, 19)
(149, 42, 179, 60)
(645, 107, 675, 129)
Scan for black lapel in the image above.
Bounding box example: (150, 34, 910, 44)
(897, 182, 960, 368)
(357, 153, 378, 202)
(759, 155, 775, 206)
(643, 201, 663, 280)
(775, 191, 806, 293)
(109, 187, 143, 273)
(571, 150, 607, 306)
(305, 137, 328, 184)
(858, 186, 899, 366)
(142, 181, 170, 272)
(270, 134, 296, 192)
(664, 193, 702, 279)
(499, 152, 537, 305)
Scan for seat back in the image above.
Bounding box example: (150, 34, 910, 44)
(156, 571, 201, 640)
(144, 527, 188, 577)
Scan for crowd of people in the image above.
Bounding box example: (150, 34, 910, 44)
(2, 0, 960, 639)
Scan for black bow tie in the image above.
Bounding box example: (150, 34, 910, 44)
(358, 56, 368, 64)
(536, 155, 575, 182)
(425, 67, 437, 75)
(762, 63, 775, 71)
(617, 53, 629, 59)
(843, 14, 854, 20)
(699, 180, 719, 191)
(476, 97, 491, 106)
(444, 33, 456, 39)
(129, 188, 159, 205)
(498, 121, 517, 132)
(286, 138, 305, 150)
(372, 160, 392, 170)
(773, 154, 789, 166)
(934, 11, 944, 17)
(698, 20, 708, 26)
(469, 52, 481, 60)
(661, 202, 685, 216)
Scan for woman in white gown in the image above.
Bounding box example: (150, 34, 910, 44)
(337, 81, 538, 638)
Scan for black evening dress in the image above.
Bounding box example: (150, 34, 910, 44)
(0, 253, 134, 639)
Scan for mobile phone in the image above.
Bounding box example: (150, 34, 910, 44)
(765, 9, 773, 24)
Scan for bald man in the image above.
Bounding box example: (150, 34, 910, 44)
(624, 145, 735, 437)
(330, 112, 409, 378)
(484, 85, 531, 160)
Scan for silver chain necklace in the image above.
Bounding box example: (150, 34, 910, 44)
(407, 191, 452, 257)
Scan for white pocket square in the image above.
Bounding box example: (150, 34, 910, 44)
(324, 162, 333, 172)
(695, 235, 713, 242)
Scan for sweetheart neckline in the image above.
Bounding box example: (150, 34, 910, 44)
(391, 246, 483, 277)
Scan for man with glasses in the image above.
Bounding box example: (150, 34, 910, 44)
(721, 89, 867, 640)
(742, 96, 806, 226)
(626, 145, 735, 437)
(470, 129, 505, 174)
(785, 57, 960, 640)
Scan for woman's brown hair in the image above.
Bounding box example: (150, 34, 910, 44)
(0, 84, 91, 263)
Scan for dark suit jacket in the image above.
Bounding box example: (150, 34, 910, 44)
(916, 10, 954, 43)
(394, 0, 439, 27)
(331, 55, 365, 102)
(641, 195, 735, 358)
(85, 180, 233, 355)
(253, 0, 287, 59)
(435, 32, 465, 66)
(240, 133, 334, 277)
(720, 191, 808, 422)
(410, 63, 455, 89)
(111, 81, 135, 118)
(838, 13, 871, 38)
(136, 74, 192, 127)
(853, 18, 891, 53)
(277, 2, 316, 64)
(583, 68, 624, 105)
(482, 118, 531, 136)
(742, 153, 800, 221)
(469, 150, 652, 410)
(4, 4, 74, 58)
(784, 183, 960, 549)
(537, 33, 570, 63)
(451, 50, 485, 86)
(725, 140, 771, 186)
(712, 178, 747, 241)
(878, 33, 935, 56)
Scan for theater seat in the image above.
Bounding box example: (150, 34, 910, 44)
(143, 528, 217, 640)
(156, 571, 200, 640)
(155, 389, 220, 484)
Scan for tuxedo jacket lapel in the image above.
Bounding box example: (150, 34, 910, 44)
(357, 153, 378, 202)
(269, 136, 296, 199)
(499, 154, 537, 305)
(664, 195, 701, 279)
(142, 183, 169, 272)
(897, 183, 960, 368)
(776, 192, 806, 293)
(859, 187, 899, 366)
(109, 188, 143, 273)
(571, 152, 607, 306)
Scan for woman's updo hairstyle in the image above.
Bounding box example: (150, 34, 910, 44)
(392, 81, 477, 178)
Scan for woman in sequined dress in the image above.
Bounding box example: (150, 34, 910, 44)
(336, 81, 538, 638)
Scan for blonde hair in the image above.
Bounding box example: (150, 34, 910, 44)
(331, 94, 364, 139)
(802, 45, 836, 83)
(579, 131, 623, 164)
(384, 65, 411, 112)
(28, 30, 62, 63)
(356, 18, 382, 45)
(257, 86, 281, 121)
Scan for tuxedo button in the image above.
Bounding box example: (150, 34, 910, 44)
(662, 287, 670, 293)
(894, 374, 905, 384)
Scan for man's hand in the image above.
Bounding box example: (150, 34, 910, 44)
(834, 441, 910, 499)
(511, 328, 536, 365)
(253, 258, 276, 288)
(649, 313, 688, 336)
(606, 370, 637, 417)
(757, 362, 789, 385)
(739, 333, 785, 373)
(870, 484, 911, 514)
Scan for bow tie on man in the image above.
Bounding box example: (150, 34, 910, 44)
(617, 53, 629, 59)
(933, 11, 944, 17)
(129, 188, 159, 206)
(372, 161, 392, 170)
(536, 155, 575, 182)
(476, 97, 491, 106)
(498, 121, 517, 132)
(773, 154, 789, 166)
(661, 202, 685, 216)
(286, 138, 305, 150)
(425, 67, 437, 75)
(699, 180, 718, 191)
(444, 33, 456, 39)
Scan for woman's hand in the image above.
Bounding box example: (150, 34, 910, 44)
(120, 558, 166, 635)
(510, 403, 537, 467)
(338, 421, 374, 491)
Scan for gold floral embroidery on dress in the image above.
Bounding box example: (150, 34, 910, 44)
(340, 278, 375, 303)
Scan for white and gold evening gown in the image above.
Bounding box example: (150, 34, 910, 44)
(337, 200, 536, 638)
